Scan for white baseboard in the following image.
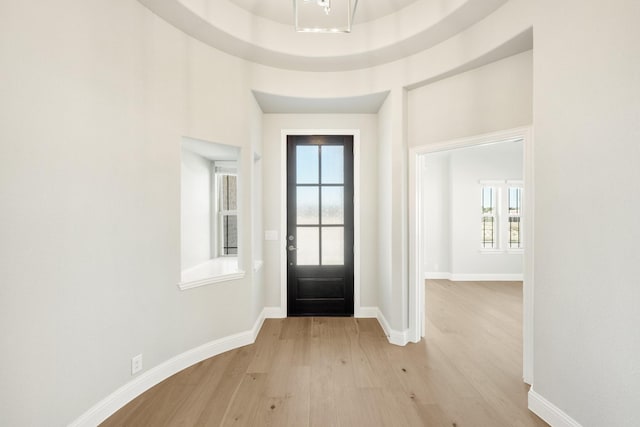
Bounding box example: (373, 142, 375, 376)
(425, 272, 524, 281)
(425, 272, 451, 279)
(250, 309, 267, 341)
(355, 306, 378, 318)
(264, 305, 379, 319)
(449, 273, 523, 281)
(376, 309, 409, 346)
(528, 388, 582, 427)
(69, 309, 268, 427)
(263, 306, 286, 318)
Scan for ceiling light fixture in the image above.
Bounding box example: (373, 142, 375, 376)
(294, 0, 358, 33)
(313, 0, 331, 16)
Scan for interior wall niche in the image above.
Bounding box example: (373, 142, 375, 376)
(180, 137, 244, 290)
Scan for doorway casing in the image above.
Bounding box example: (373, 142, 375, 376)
(408, 126, 534, 384)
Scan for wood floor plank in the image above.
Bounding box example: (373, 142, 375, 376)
(220, 372, 268, 427)
(101, 281, 547, 427)
(308, 364, 339, 427)
(246, 319, 282, 374)
(194, 346, 258, 427)
(333, 387, 384, 427)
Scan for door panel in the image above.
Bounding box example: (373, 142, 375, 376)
(287, 135, 354, 316)
(297, 278, 344, 299)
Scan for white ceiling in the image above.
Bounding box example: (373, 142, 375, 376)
(139, 0, 512, 71)
(229, 0, 420, 25)
(252, 90, 390, 113)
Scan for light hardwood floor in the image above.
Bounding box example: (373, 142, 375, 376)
(101, 280, 547, 426)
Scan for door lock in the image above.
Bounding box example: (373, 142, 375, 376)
(288, 245, 297, 251)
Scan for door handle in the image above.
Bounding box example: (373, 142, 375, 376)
(288, 245, 297, 251)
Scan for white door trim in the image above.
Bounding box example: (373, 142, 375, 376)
(408, 125, 534, 384)
(280, 129, 362, 317)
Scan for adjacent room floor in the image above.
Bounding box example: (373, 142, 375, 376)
(102, 280, 547, 426)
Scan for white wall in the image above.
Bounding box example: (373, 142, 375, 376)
(377, 98, 395, 326)
(180, 149, 211, 270)
(377, 90, 409, 332)
(0, 1, 263, 425)
(449, 142, 523, 276)
(261, 114, 379, 311)
(423, 152, 451, 275)
(531, 1, 640, 425)
(424, 142, 524, 278)
(249, 99, 265, 321)
(408, 50, 533, 146)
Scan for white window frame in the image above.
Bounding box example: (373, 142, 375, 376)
(214, 170, 238, 257)
(480, 185, 498, 250)
(506, 184, 524, 251)
(479, 180, 524, 253)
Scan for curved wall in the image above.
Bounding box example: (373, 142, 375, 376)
(0, 1, 264, 425)
(0, 0, 539, 425)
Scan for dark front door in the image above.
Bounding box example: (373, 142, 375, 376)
(287, 135, 354, 316)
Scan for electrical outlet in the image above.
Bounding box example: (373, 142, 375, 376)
(131, 354, 143, 375)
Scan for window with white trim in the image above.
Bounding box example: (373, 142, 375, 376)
(507, 187, 523, 249)
(179, 138, 244, 290)
(481, 186, 497, 249)
(215, 164, 238, 256)
(479, 181, 523, 251)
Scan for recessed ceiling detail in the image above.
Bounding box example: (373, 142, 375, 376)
(293, 0, 358, 33)
(137, 0, 509, 71)
(252, 90, 390, 114)
(229, 0, 419, 25)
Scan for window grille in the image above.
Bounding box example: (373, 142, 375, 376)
(481, 186, 497, 249)
(217, 174, 238, 256)
(508, 187, 523, 249)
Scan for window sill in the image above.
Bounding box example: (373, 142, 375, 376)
(479, 249, 505, 254)
(479, 249, 524, 255)
(179, 258, 245, 291)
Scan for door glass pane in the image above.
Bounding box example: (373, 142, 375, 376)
(322, 227, 344, 265)
(321, 187, 344, 225)
(297, 227, 319, 265)
(297, 145, 319, 184)
(321, 145, 343, 184)
(297, 186, 319, 224)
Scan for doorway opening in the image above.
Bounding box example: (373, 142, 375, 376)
(409, 126, 533, 383)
